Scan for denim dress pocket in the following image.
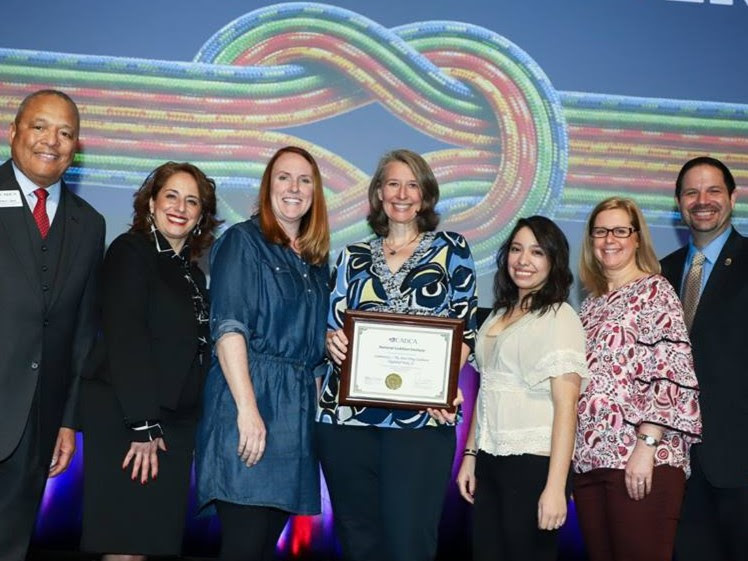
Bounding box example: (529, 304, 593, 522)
(263, 260, 302, 300)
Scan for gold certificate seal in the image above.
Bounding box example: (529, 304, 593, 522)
(385, 373, 402, 390)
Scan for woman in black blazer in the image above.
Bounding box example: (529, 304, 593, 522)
(81, 162, 220, 560)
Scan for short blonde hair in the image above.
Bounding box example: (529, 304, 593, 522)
(579, 197, 660, 297)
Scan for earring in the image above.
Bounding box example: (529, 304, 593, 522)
(193, 223, 202, 237)
(148, 214, 166, 253)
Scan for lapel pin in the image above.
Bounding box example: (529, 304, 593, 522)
(724, 258, 732, 266)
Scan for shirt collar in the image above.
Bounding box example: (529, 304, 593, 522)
(687, 226, 732, 265)
(11, 160, 62, 202)
(151, 227, 190, 261)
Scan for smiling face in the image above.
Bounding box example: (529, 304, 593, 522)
(149, 171, 202, 252)
(677, 163, 736, 247)
(507, 226, 551, 301)
(9, 93, 79, 188)
(269, 151, 315, 235)
(592, 208, 640, 277)
(378, 161, 423, 227)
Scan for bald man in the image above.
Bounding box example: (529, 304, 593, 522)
(0, 90, 104, 560)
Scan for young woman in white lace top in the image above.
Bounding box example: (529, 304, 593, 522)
(457, 216, 588, 561)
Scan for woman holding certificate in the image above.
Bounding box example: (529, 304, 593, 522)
(319, 149, 478, 561)
(456, 216, 588, 561)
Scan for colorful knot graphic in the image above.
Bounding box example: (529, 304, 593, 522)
(0, 1, 746, 275)
(194, 3, 569, 266)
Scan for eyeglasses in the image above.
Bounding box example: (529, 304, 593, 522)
(589, 226, 638, 239)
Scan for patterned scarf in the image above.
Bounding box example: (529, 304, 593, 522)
(150, 227, 209, 344)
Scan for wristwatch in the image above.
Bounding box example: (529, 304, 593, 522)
(637, 433, 660, 447)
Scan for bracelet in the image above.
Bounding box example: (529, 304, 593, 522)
(463, 448, 478, 457)
(129, 420, 164, 442)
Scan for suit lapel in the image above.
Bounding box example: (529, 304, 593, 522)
(0, 161, 43, 299)
(692, 229, 742, 331)
(48, 183, 82, 310)
(663, 246, 688, 295)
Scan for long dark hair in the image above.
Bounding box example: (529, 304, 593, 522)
(493, 216, 573, 315)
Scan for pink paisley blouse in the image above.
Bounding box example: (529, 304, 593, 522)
(573, 275, 701, 476)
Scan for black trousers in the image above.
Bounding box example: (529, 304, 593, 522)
(472, 452, 560, 561)
(215, 501, 289, 561)
(316, 423, 455, 561)
(675, 451, 748, 561)
(0, 394, 51, 561)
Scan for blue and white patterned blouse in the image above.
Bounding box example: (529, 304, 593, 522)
(316, 231, 478, 429)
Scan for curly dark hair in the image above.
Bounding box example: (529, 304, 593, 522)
(366, 149, 440, 236)
(493, 216, 573, 316)
(131, 162, 221, 259)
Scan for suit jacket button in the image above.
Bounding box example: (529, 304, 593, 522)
(43, 319, 49, 326)
(41, 245, 48, 252)
(42, 283, 50, 291)
(31, 362, 39, 370)
(41, 265, 49, 272)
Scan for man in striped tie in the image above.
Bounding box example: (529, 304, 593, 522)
(661, 156, 747, 561)
(0, 90, 105, 561)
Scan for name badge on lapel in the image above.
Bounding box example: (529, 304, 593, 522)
(0, 191, 24, 208)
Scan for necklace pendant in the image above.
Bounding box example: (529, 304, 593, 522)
(388, 249, 397, 255)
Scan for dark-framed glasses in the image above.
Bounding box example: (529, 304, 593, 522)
(589, 226, 638, 239)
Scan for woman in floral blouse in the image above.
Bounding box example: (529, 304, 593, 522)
(574, 197, 701, 561)
(318, 149, 478, 561)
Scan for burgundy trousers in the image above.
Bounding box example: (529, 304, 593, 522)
(573, 465, 685, 561)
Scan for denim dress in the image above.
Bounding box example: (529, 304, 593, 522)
(195, 217, 329, 515)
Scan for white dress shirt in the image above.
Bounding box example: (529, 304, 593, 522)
(12, 161, 62, 224)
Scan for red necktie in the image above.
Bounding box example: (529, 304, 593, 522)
(32, 188, 50, 239)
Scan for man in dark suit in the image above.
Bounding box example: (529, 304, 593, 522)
(661, 156, 747, 561)
(0, 90, 105, 560)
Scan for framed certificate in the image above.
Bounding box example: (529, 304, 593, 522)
(339, 310, 465, 411)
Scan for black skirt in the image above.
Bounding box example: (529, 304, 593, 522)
(80, 378, 197, 556)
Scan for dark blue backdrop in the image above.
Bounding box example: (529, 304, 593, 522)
(2, 1, 746, 558)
